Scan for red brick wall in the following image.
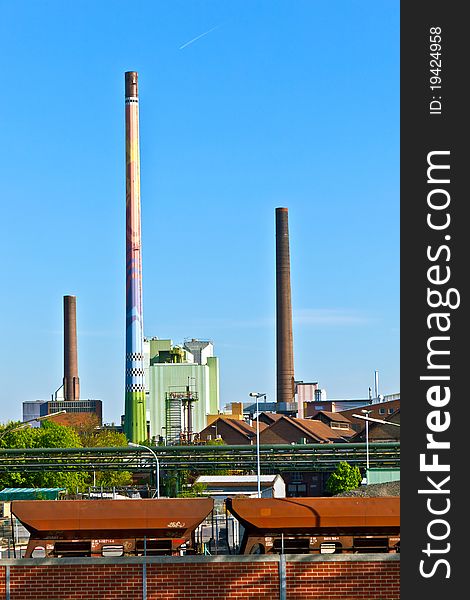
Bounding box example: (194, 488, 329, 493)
(1, 556, 400, 600)
(287, 560, 400, 600)
(147, 561, 279, 599)
(8, 564, 142, 600)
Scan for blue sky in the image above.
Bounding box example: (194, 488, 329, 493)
(0, 1, 399, 424)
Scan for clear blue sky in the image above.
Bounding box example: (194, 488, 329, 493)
(0, 1, 399, 424)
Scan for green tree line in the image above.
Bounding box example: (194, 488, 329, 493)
(0, 420, 132, 492)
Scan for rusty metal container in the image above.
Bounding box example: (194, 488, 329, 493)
(226, 497, 400, 555)
(12, 498, 214, 558)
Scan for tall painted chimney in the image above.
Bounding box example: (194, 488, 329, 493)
(124, 71, 146, 442)
(275, 207, 295, 413)
(63, 295, 80, 401)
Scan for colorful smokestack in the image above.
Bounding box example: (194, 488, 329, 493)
(63, 295, 80, 401)
(124, 71, 146, 442)
(275, 207, 295, 412)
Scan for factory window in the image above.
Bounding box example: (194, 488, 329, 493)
(287, 483, 307, 496)
(388, 408, 395, 414)
(379, 408, 386, 415)
(331, 422, 350, 430)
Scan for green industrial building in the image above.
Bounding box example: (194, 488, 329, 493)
(144, 338, 219, 443)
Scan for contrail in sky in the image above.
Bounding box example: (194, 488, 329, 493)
(179, 25, 220, 50)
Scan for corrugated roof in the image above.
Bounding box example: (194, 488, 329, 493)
(0, 487, 66, 500)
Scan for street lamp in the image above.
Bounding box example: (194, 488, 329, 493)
(0, 410, 67, 440)
(249, 392, 266, 498)
(361, 409, 372, 482)
(128, 442, 160, 498)
(352, 411, 400, 484)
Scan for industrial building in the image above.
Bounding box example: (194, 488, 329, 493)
(304, 392, 400, 418)
(22, 399, 102, 427)
(144, 338, 219, 443)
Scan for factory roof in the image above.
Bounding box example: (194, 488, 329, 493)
(255, 412, 283, 425)
(198, 416, 257, 444)
(259, 416, 354, 445)
(293, 418, 354, 442)
(225, 418, 257, 437)
(349, 410, 401, 442)
(206, 416, 257, 436)
(311, 411, 351, 423)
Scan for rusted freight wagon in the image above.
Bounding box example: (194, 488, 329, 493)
(226, 497, 400, 555)
(11, 498, 214, 558)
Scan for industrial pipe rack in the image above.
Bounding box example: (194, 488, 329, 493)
(0, 442, 399, 474)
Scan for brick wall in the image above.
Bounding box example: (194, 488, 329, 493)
(7, 564, 142, 600)
(0, 554, 399, 600)
(146, 560, 279, 599)
(287, 557, 400, 600)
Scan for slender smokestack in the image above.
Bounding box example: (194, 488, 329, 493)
(124, 71, 146, 442)
(63, 295, 80, 401)
(275, 207, 295, 411)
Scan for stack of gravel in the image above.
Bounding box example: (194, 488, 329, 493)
(334, 480, 400, 497)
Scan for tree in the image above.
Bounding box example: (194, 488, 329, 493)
(80, 428, 133, 488)
(326, 461, 362, 495)
(36, 420, 84, 449)
(78, 427, 129, 449)
(177, 482, 208, 498)
(0, 421, 88, 492)
(0, 420, 83, 450)
(205, 438, 230, 475)
(206, 438, 225, 446)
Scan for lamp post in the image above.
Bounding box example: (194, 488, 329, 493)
(128, 442, 160, 498)
(249, 392, 266, 498)
(210, 423, 218, 440)
(0, 410, 67, 440)
(352, 411, 400, 484)
(361, 409, 372, 483)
